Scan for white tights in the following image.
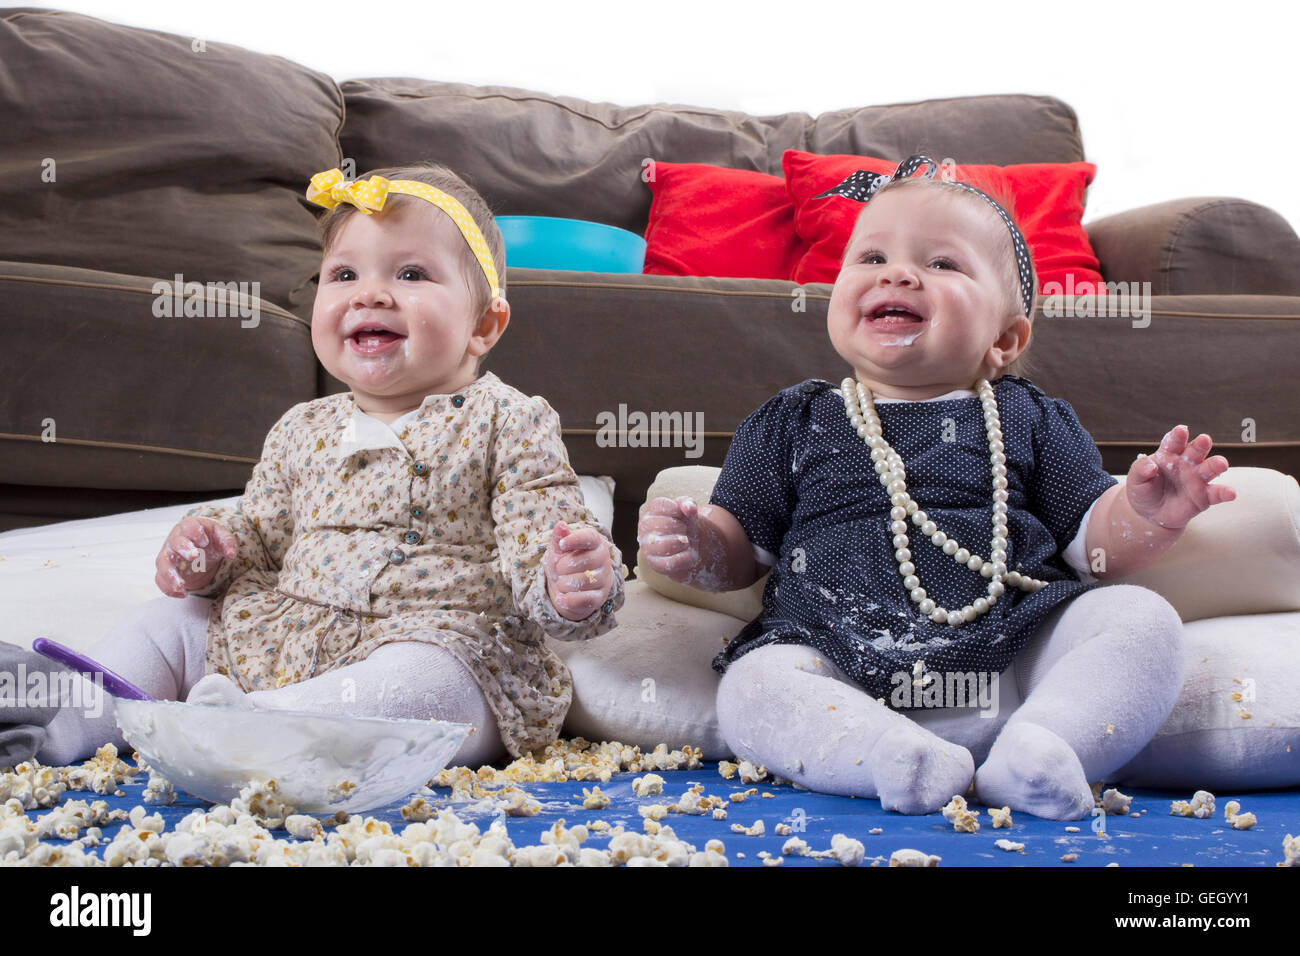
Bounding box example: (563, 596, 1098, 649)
(715, 585, 1184, 820)
(37, 596, 505, 769)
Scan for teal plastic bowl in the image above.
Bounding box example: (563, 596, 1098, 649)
(495, 216, 646, 273)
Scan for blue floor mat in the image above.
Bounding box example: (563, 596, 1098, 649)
(19, 762, 1300, 866)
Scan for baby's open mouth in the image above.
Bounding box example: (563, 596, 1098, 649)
(867, 306, 926, 327)
(349, 328, 406, 347)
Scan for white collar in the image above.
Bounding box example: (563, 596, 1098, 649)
(338, 407, 420, 459)
(874, 387, 976, 404)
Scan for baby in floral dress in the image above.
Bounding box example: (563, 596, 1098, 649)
(35, 163, 623, 767)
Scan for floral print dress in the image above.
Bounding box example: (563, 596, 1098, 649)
(185, 372, 624, 758)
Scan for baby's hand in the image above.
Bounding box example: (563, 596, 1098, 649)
(544, 522, 615, 621)
(637, 496, 702, 583)
(155, 516, 239, 597)
(1124, 425, 1235, 530)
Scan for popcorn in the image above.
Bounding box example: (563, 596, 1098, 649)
(285, 815, 325, 841)
(577, 847, 612, 867)
(638, 804, 669, 821)
(672, 784, 711, 815)
(128, 806, 166, 834)
(32, 798, 125, 843)
(989, 806, 1013, 829)
(829, 834, 865, 867)
(994, 839, 1025, 853)
(513, 844, 570, 867)
(729, 788, 758, 804)
(430, 738, 704, 798)
(1170, 790, 1215, 818)
(326, 779, 357, 803)
(942, 795, 980, 833)
(400, 796, 434, 822)
(61, 745, 139, 796)
(580, 787, 610, 810)
(631, 774, 664, 797)
(782, 837, 810, 857)
(718, 761, 739, 780)
(0, 761, 68, 810)
(15, 738, 753, 868)
(889, 849, 940, 867)
(689, 847, 729, 867)
(1099, 788, 1133, 815)
(730, 819, 765, 837)
(499, 787, 541, 817)
(737, 760, 768, 784)
(1060, 853, 1078, 863)
(1223, 800, 1257, 830)
(1280, 834, 1300, 867)
(230, 778, 294, 828)
(762, 854, 783, 867)
(940, 794, 969, 821)
(775, 823, 793, 836)
(1065, 826, 1080, 833)
(142, 771, 175, 805)
(712, 808, 727, 821)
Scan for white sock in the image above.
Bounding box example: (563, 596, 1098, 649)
(716, 643, 974, 814)
(975, 585, 1184, 819)
(36, 596, 213, 766)
(243, 642, 505, 768)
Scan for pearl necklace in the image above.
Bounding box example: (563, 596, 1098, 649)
(841, 377, 1047, 627)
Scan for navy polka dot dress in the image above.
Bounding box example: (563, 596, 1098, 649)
(709, 376, 1117, 705)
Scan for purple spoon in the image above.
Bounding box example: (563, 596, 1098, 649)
(32, 638, 154, 701)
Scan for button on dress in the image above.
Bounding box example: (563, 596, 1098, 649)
(709, 376, 1116, 704)
(185, 372, 624, 757)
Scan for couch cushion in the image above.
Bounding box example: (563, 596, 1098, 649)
(0, 261, 315, 498)
(1086, 197, 1300, 297)
(340, 80, 1083, 236)
(0, 8, 343, 318)
(805, 93, 1086, 170)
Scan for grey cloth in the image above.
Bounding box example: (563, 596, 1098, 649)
(0, 641, 68, 769)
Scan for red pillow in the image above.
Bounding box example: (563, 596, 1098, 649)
(642, 162, 807, 280)
(783, 150, 1105, 295)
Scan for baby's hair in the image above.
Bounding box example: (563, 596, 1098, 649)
(844, 174, 1038, 378)
(316, 161, 507, 323)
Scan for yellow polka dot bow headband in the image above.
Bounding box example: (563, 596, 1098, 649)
(306, 168, 502, 301)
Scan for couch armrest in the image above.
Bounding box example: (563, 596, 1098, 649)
(1086, 197, 1300, 296)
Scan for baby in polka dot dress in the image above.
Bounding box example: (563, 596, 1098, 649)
(34, 163, 623, 769)
(639, 171, 1235, 819)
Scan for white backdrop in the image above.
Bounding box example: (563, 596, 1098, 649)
(40, 0, 1300, 232)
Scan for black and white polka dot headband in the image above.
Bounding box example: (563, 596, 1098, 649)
(814, 154, 1035, 317)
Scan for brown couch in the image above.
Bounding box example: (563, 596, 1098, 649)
(3, 8, 1298, 564)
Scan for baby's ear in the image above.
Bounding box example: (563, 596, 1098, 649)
(988, 315, 1032, 370)
(468, 297, 510, 357)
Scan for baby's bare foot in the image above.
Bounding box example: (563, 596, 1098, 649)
(869, 724, 974, 815)
(974, 721, 1092, 820)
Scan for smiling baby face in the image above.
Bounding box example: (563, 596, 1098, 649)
(827, 184, 1032, 400)
(312, 199, 507, 422)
